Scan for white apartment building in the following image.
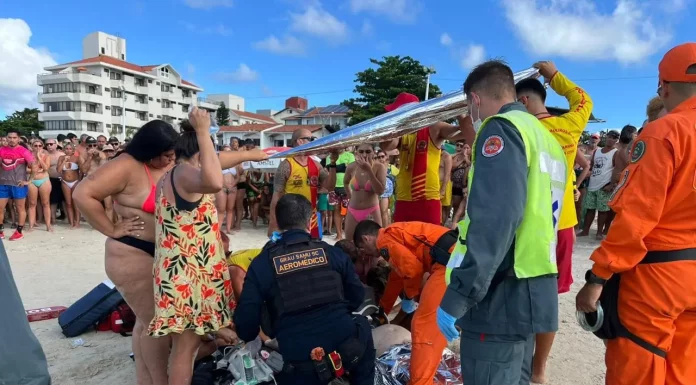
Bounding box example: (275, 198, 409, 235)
(207, 94, 245, 112)
(37, 32, 219, 139)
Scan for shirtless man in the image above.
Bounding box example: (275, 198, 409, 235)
(45, 138, 65, 224)
(602, 125, 638, 234)
(439, 148, 452, 226)
(78, 137, 110, 220)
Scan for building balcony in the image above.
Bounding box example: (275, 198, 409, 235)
(39, 110, 105, 122)
(38, 91, 104, 104)
(37, 71, 103, 85)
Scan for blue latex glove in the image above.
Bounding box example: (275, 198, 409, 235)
(400, 298, 418, 314)
(270, 231, 283, 242)
(437, 307, 460, 342)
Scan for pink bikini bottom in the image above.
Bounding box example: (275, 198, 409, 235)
(347, 205, 380, 222)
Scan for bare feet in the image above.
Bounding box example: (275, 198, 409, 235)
(531, 373, 547, 384)
(46, 226, 54, 232)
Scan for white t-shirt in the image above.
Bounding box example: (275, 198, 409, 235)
(587, 148, 617, 192)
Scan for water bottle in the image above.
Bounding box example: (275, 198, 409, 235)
(188, 104, 219, 136)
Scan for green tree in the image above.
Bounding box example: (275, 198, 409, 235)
(125, 126, 137, 139)
(0, 108, 43, 137)
(580, 130, 591, 144)
(215, 102, 230, 126)
(342, 56, 441, 126)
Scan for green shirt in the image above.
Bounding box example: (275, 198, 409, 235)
(335, 151, 355, 188)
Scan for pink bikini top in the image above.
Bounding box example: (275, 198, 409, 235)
(141, 165, 156, 214)
(351, 177, 374, 193)
(114, 164, 155, 214)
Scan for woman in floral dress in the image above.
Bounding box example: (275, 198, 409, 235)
(149, 108, 267, 384)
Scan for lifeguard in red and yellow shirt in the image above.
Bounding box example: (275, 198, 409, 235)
(576, 43, 696, 385)
(380, 93, 471, 225)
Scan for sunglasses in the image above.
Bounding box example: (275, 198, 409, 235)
(87, 144, 98, 148)
(46, 143, 56, 146)
(33, 144, 43, 148)
(299, 136, 315, 142)
(456, 143, 465, 147)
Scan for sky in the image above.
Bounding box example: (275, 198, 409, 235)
(0, 0, 694, 132)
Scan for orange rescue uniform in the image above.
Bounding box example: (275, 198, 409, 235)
(590, 95, 696, 385)
(377, 222, 454, 385)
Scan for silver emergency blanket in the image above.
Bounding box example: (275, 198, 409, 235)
(374, 344, 462, 385)
(271, 67, 539, 158)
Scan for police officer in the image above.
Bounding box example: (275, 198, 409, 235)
(234, 193, 375, 385)
(436, 60, 567, 385)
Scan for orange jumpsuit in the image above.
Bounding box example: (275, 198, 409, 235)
(377, 222, 454, 385)
(590, 95, 696, 385)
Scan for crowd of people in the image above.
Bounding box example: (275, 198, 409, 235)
(5, 42, 696, 385)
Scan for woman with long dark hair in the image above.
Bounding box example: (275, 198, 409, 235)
(74, 120, 179, 385)
(149, 110, 266, 385)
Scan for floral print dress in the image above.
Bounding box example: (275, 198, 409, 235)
(149, 172, 233, 337)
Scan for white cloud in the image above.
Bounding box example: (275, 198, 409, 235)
(290, 6, 349, 41)
(460, 44, 486, 69)
(361, 20, 373, 36)
(349, 0, 420, 23)
(253, 35, 306, 56)
(213, 64, 259, 83)
(185, 63, 196, 78)
(261, 85, 273, 96)
(180, 21, 231, 36)
(502, 0, 671, 64)
(0, 19, 56, 114)
(183, 0, 233, 9)
(440, 33, 452, 46)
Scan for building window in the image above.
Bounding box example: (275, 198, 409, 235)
(111, 89, 123, 98)
(44, 120, 79, 130)
(121, 54, 124, 60)
(161, 84, 172, 93)
(182, 90, 191, 98)
(161, 100, 171, 108)
(43, 83, 79, 94)
(136, 95, 146, 103)
(87, 85, 97, 94)
(106, 124, 111, 128)
(137, 112, 146, 121)
(87, 122, 98, 131)
(111, 107, 123, 116)
(101, 47, 105, 54)
(109, 72, 122, 80)
(44, 101, 78, 112)
(135, 78, 146, 87)
(159, 68, 169, 78)
(86, 104, 98, 113)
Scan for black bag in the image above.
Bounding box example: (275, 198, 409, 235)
(589, 274, 667, 358)
(58, 280, 124, 337)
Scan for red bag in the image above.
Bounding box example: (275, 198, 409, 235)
(111, 303, 136, 336)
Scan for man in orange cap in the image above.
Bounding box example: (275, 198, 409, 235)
(576, 42, 696, 385)
(380, 93, 471, 225)
(354, 219, 457, 385)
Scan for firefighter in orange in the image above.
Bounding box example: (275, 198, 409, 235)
(354, 220, 457, 385)
(576, 43, 696, 385)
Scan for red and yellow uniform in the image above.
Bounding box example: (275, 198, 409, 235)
(285, 157, 321, 239)
(538, 71, 593, 293)
(394, 128, 441, 224)
(589, 44, 696, 385)
(377, 222, 453, 385)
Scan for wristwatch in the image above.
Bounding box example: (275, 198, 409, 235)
(585, 269, 607, 285)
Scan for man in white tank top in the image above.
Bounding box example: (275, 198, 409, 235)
(578, 130, 619, 240)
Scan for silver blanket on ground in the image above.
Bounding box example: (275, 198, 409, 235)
(270, 68, 539, 159)
(374, 344, 462, 385)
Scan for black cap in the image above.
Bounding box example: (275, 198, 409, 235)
(606, 130, 620, 139)
(108, 136, 119, 143)
(86, 136, 97, 144)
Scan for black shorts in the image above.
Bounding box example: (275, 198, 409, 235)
(49, 177, 64, 204)
(452, 186, 464, 197)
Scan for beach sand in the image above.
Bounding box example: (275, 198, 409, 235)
(7, 223, 606, 385)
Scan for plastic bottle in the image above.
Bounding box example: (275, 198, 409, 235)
(188, 104, 219, 136)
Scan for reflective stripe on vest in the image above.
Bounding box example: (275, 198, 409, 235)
(446, 109, 567, 284)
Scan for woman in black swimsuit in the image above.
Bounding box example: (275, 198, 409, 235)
(74, 121, 179, 385)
